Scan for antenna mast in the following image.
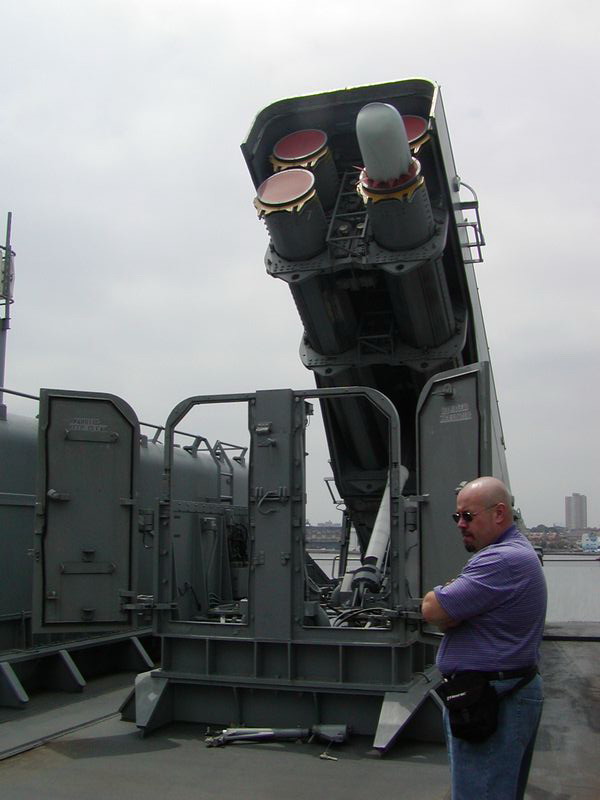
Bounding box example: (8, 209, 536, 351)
(0, 212, 15, 420)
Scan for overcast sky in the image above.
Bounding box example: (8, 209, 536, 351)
(1, 0, 598, 527)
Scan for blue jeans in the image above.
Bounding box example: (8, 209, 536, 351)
(444, 673, 544, 800)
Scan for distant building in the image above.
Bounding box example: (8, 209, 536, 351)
(565, 493, 587, 530)
(305, 525, 343, 550)
(305, 524, 359, 553)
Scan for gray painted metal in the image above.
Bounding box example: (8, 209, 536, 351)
(29, 388, 247, 637)
(0, 662, 28, 707)
(0, 399, 148, 694)
(33, 389, 141, 633)
(0, 385, 248, 704)
(120, 388, 442, 745)
(416, 362, 494, 610)
(0, 633, 154, 708)
(0, 412, 37, 649)
(372, 669, 444, 752)
(242, 79, 508, 562)
(134, 671, 171, 736)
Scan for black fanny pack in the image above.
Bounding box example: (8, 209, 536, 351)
(437, 668, 537, 743)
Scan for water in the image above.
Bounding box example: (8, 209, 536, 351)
(311, 552, 600, 624)
(542, 554, 599, 623)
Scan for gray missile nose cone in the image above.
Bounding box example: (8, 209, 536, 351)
(356, 102, 412, 182)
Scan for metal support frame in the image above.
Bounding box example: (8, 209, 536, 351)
(133, 388, 443, 748)
(0, 633, 154, 708)
(0, 662, 28, 707)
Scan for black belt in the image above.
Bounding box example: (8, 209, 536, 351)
(443, 666, 537, 681)
(477, 667, 537, 681)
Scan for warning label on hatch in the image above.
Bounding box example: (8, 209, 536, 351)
(440, 403, 472, 424)
(67, 417, 108, 432)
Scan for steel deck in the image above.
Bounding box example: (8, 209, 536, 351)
(1, 638, 598, 799)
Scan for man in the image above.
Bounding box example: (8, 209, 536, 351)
(422, 477, 547, 800)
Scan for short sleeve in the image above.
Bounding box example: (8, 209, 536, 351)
(434, 548, 513, 622)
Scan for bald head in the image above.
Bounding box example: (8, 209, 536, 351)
(460, 477, 512, 511)
(455, 477, 514, 552)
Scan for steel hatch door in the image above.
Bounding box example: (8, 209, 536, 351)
(32, 389, 140, 633)
(416, 362, 493, 604)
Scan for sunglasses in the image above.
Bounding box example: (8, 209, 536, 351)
(451, 503, 498, 524)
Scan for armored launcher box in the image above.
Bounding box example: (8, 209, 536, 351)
(243, 77, 509, 601)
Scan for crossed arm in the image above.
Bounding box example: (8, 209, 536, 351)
(421, 590, 459, 631)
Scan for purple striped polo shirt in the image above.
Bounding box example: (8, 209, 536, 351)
(434, 526, 547, 674)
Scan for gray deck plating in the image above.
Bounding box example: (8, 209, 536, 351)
(1, 718, 450, 800)
(1, 639, 598, 799)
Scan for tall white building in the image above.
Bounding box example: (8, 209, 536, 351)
(565, 493, 587, 529)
